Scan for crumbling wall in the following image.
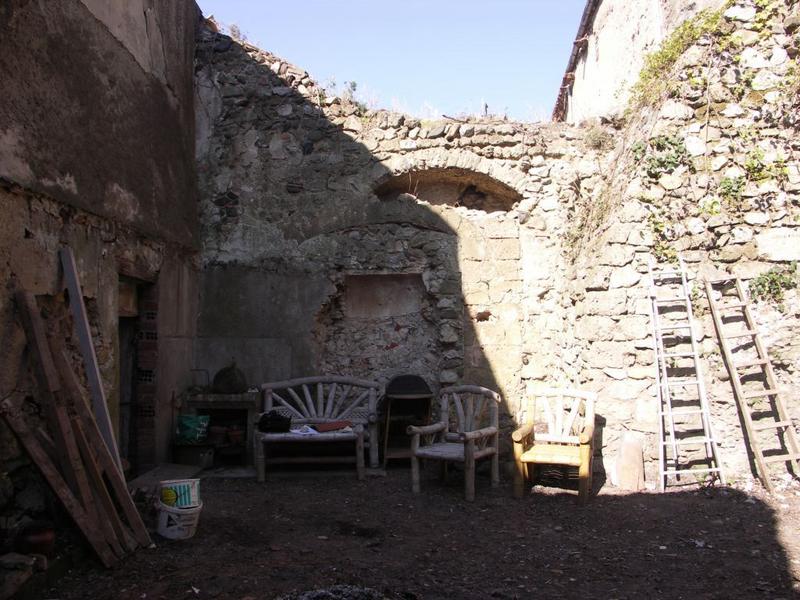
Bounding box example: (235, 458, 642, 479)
(0, 0, 199, 538)
(567, 0, 800, 485)
(194, 28, 616, 428)
(0, 0, 198, 246)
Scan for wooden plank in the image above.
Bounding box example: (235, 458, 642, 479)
(16, 292, 82, 496)
(59, 247, 122, 472)
(73, 418, 137, 554)
(16, 293, 125, 558)
(51, 347, 153, 548)
(0, 401, 117, 568)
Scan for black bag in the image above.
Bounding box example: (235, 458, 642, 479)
(258, 410, 291, 433)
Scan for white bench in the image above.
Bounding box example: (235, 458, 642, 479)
(254, 376, 380, 481)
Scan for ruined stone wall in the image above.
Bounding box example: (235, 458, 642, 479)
(196, 0, 798, 486)
(567, 0, 800, 485)
(0, 0, 198, 246)
(0, 0, 200, 531)
(194, 28, 616, 431)
(566, 0, 724, 123)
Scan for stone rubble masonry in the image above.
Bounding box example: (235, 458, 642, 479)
(194, 25, 617, 432)
(566, 0, 800, 483)
(194, 0, 799, 483)
(0, 0, 199, 532)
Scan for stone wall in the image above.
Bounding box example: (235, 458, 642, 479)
(194, 27, 616, 432)
(0, 0, 199, 536)
(566, 0, 800, 484)
(564, 0, 724, 123)
(195, 0, 800, 486)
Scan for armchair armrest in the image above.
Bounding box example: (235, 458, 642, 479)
(512, 422, 534, 443)
(407, 422, 446, 436)
(579, 421, 595, 444)
(580, 424, 594, 444)
(459, 426, 498, 441)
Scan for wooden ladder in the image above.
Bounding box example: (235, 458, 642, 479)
(648, 257, 725, 491)
(705, 277, 800, 492)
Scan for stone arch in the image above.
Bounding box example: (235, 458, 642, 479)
(370, 148, 529, 210)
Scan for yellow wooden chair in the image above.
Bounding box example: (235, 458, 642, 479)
(512, 387, 597, 504)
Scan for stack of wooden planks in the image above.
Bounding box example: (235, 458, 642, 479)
(2, 260, 152, 567)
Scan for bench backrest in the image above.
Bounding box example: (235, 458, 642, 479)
(261, 376, 380, 425)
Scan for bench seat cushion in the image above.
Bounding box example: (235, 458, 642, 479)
(256, 430, 359, 443)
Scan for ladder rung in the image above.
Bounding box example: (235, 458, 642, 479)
(663, 352, 696, 359)
(717, 301, 746, 310)
(654, 297, 687, 303)
(666, 379, 699, 386)
(743, 388, 779, 399)
(659, 408, 705, 416)
(762, 452, 800, 464)
(724, 330, 757, 339)
(734, 359, 768, 369)
(653, 269, 683, 277)
(707, 278, 735, 284)
(659, 324, 692, 331)
(662, 438, 714, 446)
(752, 420, 793, 431)
(663, 467, 722, 475)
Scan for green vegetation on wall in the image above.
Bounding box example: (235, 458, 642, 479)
(628, 3, 731, 108)
(748, 263, 798, 306)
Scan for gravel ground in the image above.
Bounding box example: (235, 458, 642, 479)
(52, 467, 800, 600)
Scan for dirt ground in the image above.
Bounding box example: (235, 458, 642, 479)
(50, 466, 800, 600)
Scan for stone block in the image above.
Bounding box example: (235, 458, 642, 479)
(612, 315, 650, 341)
(599, 244, 635, 267)
(756, 228, 800, 261)
(489, 238, 521, 260)
(584, 290, 628, 315)
(609, 265, 642, 289)
(615, 431, 646, 491)
(583, 342, 627, 369)
(574, 316, 616, 340)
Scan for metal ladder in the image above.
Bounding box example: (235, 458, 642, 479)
(705, 277, 800, 492)
(648, 257, 725, 490)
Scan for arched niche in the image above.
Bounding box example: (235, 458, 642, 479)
(374, 167, 523, 213)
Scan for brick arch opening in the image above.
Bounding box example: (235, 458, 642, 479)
(375, 167, 523, 213)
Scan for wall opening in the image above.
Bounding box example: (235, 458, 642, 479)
(375, 167, 523, 213)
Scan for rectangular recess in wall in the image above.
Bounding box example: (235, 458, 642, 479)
(344, 274, 425, 319)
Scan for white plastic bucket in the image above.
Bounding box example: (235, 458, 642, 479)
(156, 500, 203, 540)
(158, 478, 200, 508)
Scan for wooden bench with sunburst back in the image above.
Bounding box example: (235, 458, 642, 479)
(254, 376, 381, 482)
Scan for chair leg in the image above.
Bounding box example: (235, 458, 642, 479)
(578, 445, 592, 504)
(440, 461, 448, 482)
(255, 437, 266, 483)
(491, 447, 499, 488)
(356, 433, 365, 481)
(465, 441, 476, 502)
(513, 442, 525, 498)
(411, 455, 421, 493)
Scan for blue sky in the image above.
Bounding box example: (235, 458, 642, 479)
(197, 1, 586, 122)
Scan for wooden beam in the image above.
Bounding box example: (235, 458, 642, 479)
(15, 292, 81, 496)
(73, 417, 137, 555)
(59, 247, 122, 471)
(52, 347, 152, 548)
(0, 401, 117, 568)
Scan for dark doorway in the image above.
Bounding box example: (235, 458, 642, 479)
(118, 277, 140, 469)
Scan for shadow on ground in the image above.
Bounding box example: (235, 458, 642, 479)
(50, 469, 799, 600)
